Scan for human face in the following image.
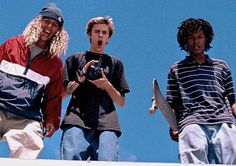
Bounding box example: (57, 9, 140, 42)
(186, 30, 206, 56)
(89, 24, 110, 54)
(38, 18, 60, 48)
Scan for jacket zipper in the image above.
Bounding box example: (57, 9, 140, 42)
(23, 51, 32, 75)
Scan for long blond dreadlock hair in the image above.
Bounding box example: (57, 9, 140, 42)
(23, 16, 69, 57)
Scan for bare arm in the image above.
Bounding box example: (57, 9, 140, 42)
(104, 80, 125, 108)
(63, 81, 80, 98)
(89, 69, 125, 108)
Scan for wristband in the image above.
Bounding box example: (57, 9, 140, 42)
(75, 77, 84, 84)
(79, 70, 86, 77)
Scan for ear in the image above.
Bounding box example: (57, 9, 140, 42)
(87, 33, 92, 43)
(106, 37, 111, 45)
(87, 32, 92, 37)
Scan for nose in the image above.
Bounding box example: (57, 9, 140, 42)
(46, 23, 52, 28)
(193, 37, 199, 43)
(194, 36, 203, 43)
(98, 32, 103, 37)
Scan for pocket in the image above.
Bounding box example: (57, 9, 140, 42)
(0, 71, 45, 113)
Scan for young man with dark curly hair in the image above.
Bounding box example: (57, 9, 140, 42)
(167, 18, 236, 164)
(0, 3, 68, 159)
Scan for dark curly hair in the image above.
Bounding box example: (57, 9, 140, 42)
(177, 18, 214, 52)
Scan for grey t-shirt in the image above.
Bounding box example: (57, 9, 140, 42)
(30, 44, 45, 59)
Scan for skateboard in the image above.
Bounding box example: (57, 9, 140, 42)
(149, 78, 178, 131)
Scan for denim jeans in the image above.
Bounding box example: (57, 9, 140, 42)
(60, 126, 119, 161)
(179, 123, 236, 164)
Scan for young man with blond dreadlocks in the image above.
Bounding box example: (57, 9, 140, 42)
(167, 18, 236, 164)
(0, 3, 68, 159)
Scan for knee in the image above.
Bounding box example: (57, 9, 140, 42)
(61, 127, 89, 160)
(98, 131, 119, 161)
(62, 127, 84, 143)
(100, 131, 118, 143)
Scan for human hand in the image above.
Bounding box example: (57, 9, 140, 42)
(83, 60, 98, 74)
(76, 60, 99, 84)
(89, 69, 110, 90)
(231, 103, 236, 117)
(149, 97, 158, 114)
(44, 123, 56, 137)
(169, 128, 179, 142)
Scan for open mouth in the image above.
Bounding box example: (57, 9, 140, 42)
(98, 40, 103, 46)
(41, 29, 51, 37)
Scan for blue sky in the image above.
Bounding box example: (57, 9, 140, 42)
(0, 0, 236, 163)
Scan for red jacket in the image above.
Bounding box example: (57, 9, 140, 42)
(0, 35, 63, 129)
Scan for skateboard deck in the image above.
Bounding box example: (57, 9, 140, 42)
(150, 78, 178, 131)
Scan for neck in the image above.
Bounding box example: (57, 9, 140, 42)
(89, 49, 104, 55)
(190, 53, 206, 63)
(35, 41, 48, 49)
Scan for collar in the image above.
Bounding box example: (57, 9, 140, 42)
(182, 54, 213, 64)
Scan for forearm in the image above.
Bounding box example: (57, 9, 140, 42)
(105, 82, 125, 108)
(43, 97, 61, 131)
(63, 81, 79, 98)
(63, 76, 86, 98)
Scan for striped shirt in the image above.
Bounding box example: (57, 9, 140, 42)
(167, 55, 236, 132)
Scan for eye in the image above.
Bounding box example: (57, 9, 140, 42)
(42, 18, 50, 24)
(187, 36, 194, 40)
(102, 31, 108, 35)
(42, 18, 60, 29)
(51, 22, 60, 29)
(198, 35, 205, 39)
(94, 29, 100, 34)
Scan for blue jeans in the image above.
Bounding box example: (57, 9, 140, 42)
(60, 126, 119, 161)
(179, 123, 236, 164)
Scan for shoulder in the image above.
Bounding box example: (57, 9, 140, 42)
(210, 57, 229, 69)
(2, 35, 24, 45)
(66, 51, 84, 61)
(210, 57, 227, 64)
(1, 35, 28, 52)
(168, 58, 188, 76)
(107, 54, 123, 66)
(170, 59, 184, 69)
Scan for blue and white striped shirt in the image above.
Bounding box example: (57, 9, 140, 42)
(167, 55, 236, 132)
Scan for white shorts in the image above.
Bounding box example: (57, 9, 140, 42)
(0, 111, 44, 159)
